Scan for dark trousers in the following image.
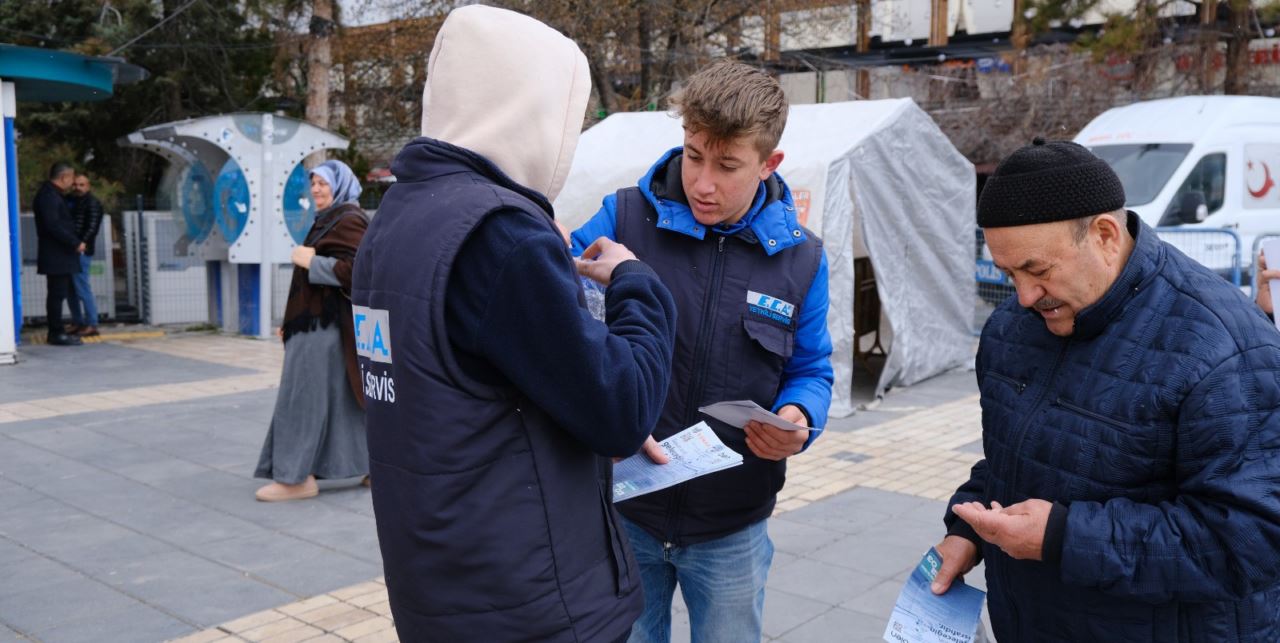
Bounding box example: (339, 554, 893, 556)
(45, 274, 77, 337)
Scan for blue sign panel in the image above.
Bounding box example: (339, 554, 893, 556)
(282, 163, 315, 245)
(975, 259, 1011, 285)
(214, 159, 251, 242)
(179, 163, 216, 242)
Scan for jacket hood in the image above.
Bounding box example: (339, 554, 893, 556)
(420, 5, 591, 202)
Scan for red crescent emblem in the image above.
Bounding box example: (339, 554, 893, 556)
(1249, 161, 1275, 199)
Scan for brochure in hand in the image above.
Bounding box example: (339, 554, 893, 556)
(612, 421, 743, 502)
(884, 548, 986, 643)
(698, 399, 810, 431)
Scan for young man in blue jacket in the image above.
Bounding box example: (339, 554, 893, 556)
(572, 61, 834, 643)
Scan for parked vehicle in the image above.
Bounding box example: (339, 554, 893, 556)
(1076, 95, 1280, 279)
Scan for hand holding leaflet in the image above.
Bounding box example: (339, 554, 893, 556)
(699, 399, 810, 431)
(613, 422, 742, 502)
(884, 548, 986, 643)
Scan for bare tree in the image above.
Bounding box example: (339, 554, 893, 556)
(1225, 0, 1253, 93)
(307, 0, 335, 130)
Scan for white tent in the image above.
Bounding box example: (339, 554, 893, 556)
(556, 98, 975, 418)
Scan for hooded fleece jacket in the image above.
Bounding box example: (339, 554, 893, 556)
(352, 7, 678, 642)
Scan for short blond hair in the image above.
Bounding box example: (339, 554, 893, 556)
(669, 61, 787, 160)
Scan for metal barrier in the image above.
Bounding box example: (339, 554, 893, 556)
(973, 228, 1014, 334)
(1154, 227, 1241, 287)
(972, 227, 1245, 334)
(134, 210, 209, 326)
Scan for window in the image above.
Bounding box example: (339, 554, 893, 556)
(1092, 143, 1192, 207)
(1162, 153, 1227, 224)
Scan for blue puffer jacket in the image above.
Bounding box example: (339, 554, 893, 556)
(949, 215, 1280, 642)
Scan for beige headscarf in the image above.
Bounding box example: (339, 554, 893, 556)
(421, 5, 592, 202)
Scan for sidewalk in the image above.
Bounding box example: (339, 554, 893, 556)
(0, 333, 984, 643)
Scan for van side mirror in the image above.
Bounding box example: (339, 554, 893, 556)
(1179, 190, 1208, 224)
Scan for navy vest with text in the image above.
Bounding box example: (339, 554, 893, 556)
(351, 140, 641, 642)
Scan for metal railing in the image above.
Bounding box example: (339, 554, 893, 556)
(973, 228, 1014, 334)
(1154, 227, 1242, 287)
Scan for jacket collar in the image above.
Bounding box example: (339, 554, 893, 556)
(391, 137, 555, 217)
(1069, 211, 1162, 341)
(638, 147, 806, 256)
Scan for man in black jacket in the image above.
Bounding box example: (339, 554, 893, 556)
(32, 162, 84, 346)
(68, 173, 104, 336)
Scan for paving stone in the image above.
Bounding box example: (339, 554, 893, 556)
(9, 425, 137, 462)
(0, 343, 251, 404)
(299, 635, 344, 643)
(777, 498, 892, 536)
(35, 601, 192, 643)
(766, 557, 883, 605)
(260, 624, 325, 643)
(0, 548, 83, 601)
(309, 606, 376, 633)
(111, 456, 213, 485)
(167, 629, 233, 643)
(0, 576, 140, 636)
(768, 518, 845, 555)
(277, 595, 338, 618)
(807, 531, 933, 579)
(220, 609, 289, 634)
(199, 535, 381, 598)
(774, 606, 888, 643)
(762, 588, 837, 640)
(99, 551, 296, 627)
(352, 628, 399, 643)
(0, 623, 32, 643)
(839, 577, 905, 618)
(331, 614, 392, 640)
(363, 601, 391, 617)
(0, 477, 52, 515)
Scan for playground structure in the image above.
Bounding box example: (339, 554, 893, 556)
(119, 113, 349, 337)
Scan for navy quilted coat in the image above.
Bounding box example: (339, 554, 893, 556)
(949, 216, 1280, 642)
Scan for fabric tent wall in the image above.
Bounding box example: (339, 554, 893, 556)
(555, 98, 974, 419)
(850, 103, 975, 406)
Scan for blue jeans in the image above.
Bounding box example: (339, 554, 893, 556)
(70, 254, 97, 326)
(622, 517, 773, 643)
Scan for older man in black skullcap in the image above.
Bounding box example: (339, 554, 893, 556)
(929, 138, 1280, 641)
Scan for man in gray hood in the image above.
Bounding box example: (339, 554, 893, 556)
(351, 6, 678, 642)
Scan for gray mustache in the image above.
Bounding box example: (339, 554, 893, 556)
(1033, 297, 1064, 311)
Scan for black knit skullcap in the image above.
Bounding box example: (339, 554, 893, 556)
(977, 137, 1126, 228)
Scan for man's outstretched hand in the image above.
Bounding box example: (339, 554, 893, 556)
(952, 499, 1052, 562)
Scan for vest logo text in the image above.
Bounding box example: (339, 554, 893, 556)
(353, 306, 393, 364)
(747, 290, 795, 323)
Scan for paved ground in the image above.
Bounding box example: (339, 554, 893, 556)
(0, 331, 987, 643)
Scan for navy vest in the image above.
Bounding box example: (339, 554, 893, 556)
(612, 187, 824, 545)
(352, 141, 641, 642)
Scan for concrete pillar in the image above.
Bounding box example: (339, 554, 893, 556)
(257, 113, 275, 338)
(0, 79, 18, 363)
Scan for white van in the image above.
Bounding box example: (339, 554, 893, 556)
(1075, 95, 1280, 279)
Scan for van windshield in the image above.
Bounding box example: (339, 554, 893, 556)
(1090, 143, 1193, 206)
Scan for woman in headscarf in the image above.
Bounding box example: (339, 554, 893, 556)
(254, 160, 370, 501)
